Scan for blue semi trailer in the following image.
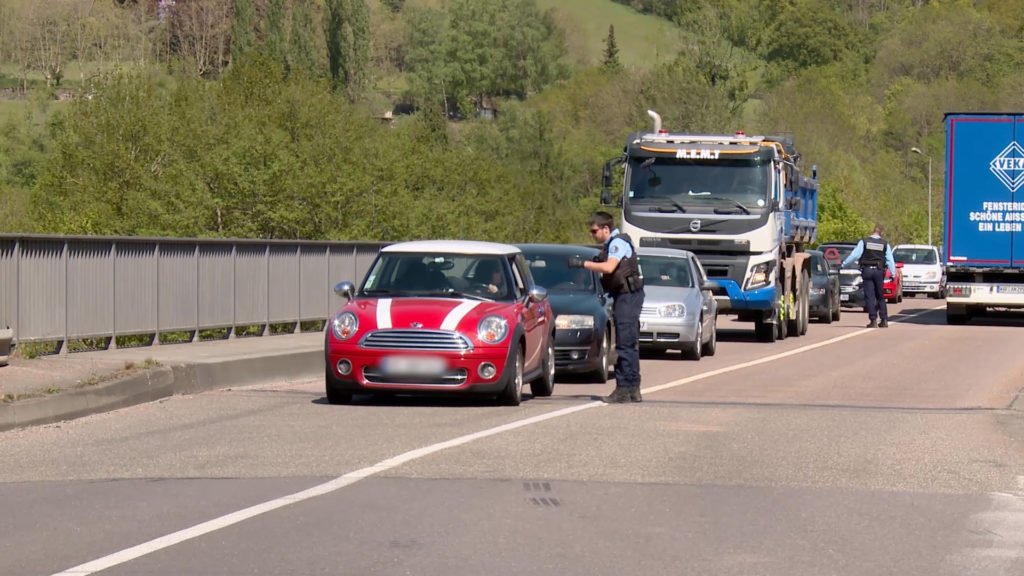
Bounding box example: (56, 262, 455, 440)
(944, 113, 1024, 324)
(600, 111, 819, 342)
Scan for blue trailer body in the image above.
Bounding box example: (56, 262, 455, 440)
(943, 113, 1024, 324)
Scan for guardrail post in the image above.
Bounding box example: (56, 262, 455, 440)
(229, 243, 237, 339)
(60, 239, 68, 355)
(192, 244, 200, 343)
(264, 243, 270, 336)
(153, 242, 161, 347)
(295, 244, 301, 334)
(110, 241, 118, 349)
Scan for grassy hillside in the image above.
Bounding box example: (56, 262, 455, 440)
(535, 0, 683, 69)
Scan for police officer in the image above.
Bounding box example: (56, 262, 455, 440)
(841, 224, 897, 328)
(568, 211, 645, 403)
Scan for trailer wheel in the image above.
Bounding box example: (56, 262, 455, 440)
(755, 317, 776, 342)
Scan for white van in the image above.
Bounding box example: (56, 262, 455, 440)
(893, 244, 945, 298)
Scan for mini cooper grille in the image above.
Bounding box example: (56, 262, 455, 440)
(360, 329, 473, 351)
(363, 367, 469, 386)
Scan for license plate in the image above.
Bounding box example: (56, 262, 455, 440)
(997, 285, 1024, 294)
(380, 355, 447, 376)
(840, 294, 850, 301)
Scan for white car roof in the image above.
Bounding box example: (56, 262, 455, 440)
(894, 244, 937, 250)
(382, 240, 521, 256)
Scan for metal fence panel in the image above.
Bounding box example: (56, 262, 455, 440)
(18, 240, 64, 340)
(67, 242, 113, 339)
(115, 242, 158, 335)
(234, 244, 268, 325)
(0, 239, 15, 334)
(268, 245, 299, 323)
(198, 244, 233, 329)
(299, 246, 328, 322)
(158, 244, 198, 332)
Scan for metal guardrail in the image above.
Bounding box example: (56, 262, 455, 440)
(0, 234, 388, 352)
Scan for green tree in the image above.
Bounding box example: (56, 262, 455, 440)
(288, 0, 320, 78)
(231, 0, 256, 64)
(601, 25, 621, 70)
(325, 0, 346, 89)
(264, 0, 286, 64)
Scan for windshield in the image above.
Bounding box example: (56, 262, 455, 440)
(638, 255, 693, 288)
(521, 253, 596, 293)
(626, 156, 769, 213)
(819, 245, 856, 269)
(893, 248, 938, 265)
(362, 253, 515, 301)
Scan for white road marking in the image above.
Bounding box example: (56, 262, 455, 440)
(376, 298, 392, 329)
(440, 300, 480, 330)
(50, 303, 946, 575)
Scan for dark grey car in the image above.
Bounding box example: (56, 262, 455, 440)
(517, 244, 615, 382)
(807, 249, 840, 323)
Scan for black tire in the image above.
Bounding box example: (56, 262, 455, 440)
(498, 347, 524, 406)
(755, 317, 776, 342)
(776, 307, 788, 340)
(832, 302, 841, 322)
(530, 338, 556, 397)
(798, 271, 810, 335)
(588, 330, 610, 383)
(701, 316, 717, 356)
(946, 305, 968, 325)
(821, 307, 833, 324)
(325, 367, 353, 405)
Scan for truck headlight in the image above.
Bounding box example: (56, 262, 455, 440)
(555, 315, 594, 329)
(924, 271, 938, 280)
(331, 312, 359, 341)
(477, 315, 509, 344)
(746, 262, 773, 290)
(658, 304, 686, 317)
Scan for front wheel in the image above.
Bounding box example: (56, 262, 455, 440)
(325, 367, 353, 405)
(530, 338, 556, 397)
(588, 330, 610, 383)
(498, 347, 524, 406)
(700, 316, 717, 357)
(682, 318, 703, 360)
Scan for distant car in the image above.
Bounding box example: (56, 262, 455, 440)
(807, 249, 840, 323)
(517, 244, 615, 382)
(893, 244, 945, 298)
(819, 242, 865, 310)
(636, 247, 718, 360)
(884, 263, 904, 303)
(325, 240, 555, 406)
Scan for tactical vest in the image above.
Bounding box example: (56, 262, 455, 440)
(859, 236, 888, 268)
(597, 232, 644, 295)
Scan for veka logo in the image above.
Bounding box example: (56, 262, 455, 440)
(990, 142, 1024, 193)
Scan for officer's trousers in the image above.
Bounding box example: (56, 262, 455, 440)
(612, 290, 645, 389)
(861, 267, 888, 322)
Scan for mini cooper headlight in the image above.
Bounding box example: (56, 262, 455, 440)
(477, 315, 509, 344)
(658, 303, 686, 318)
(555, 315, 595, 329)
(332, 312, 359, 340)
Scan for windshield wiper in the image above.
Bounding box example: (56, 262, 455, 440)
(713, 201, 751, 215)
(363, 288, 392, 295)
(649, 200, 687, 213)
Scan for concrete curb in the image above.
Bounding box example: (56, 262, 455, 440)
(0, 349, 323, 432)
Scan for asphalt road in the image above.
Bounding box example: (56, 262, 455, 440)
(2, 299, 1023, 576)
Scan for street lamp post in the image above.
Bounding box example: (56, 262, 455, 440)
(911, 147, 933, 246)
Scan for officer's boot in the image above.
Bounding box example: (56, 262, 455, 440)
(628, 386, 643, 403)
(601, 387, 632, 403)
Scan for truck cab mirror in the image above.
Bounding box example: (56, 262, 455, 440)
(771, 199, 780, 212)
(787, 197, 803, 211)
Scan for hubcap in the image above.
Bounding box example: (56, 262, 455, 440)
(546, 343, 554, 382)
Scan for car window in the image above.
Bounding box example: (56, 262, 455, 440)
(639, 255, 693, 288)
(521, 252, 597, 293)
(362, 253, 516, 300)
(510, 255, 528, 299)
(692, 257, 708, 283)
(811, 253, 827, 274)
(819, 244, 855, 269)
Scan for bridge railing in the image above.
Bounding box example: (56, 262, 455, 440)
(0, 234, 388, 352)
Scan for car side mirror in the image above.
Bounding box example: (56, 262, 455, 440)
(334, 281, 356, 301)
(528, 286, 548, 303)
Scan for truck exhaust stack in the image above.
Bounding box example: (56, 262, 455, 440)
(647, 110, 662, 134)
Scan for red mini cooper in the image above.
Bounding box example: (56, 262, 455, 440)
(325, 241, 555, 406)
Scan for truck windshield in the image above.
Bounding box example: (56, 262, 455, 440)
(626, 157, 769, 212)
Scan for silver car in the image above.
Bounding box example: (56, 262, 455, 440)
(637, 247, 718, 360)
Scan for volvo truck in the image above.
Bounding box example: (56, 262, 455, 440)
(600, 111, 819, 342)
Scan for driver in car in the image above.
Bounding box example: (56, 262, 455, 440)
(474, 260, 507, 297)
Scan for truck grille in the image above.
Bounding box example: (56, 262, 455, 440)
(360, 329, 472, 351)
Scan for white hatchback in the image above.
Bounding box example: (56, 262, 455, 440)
(893, 244, 945, 298)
